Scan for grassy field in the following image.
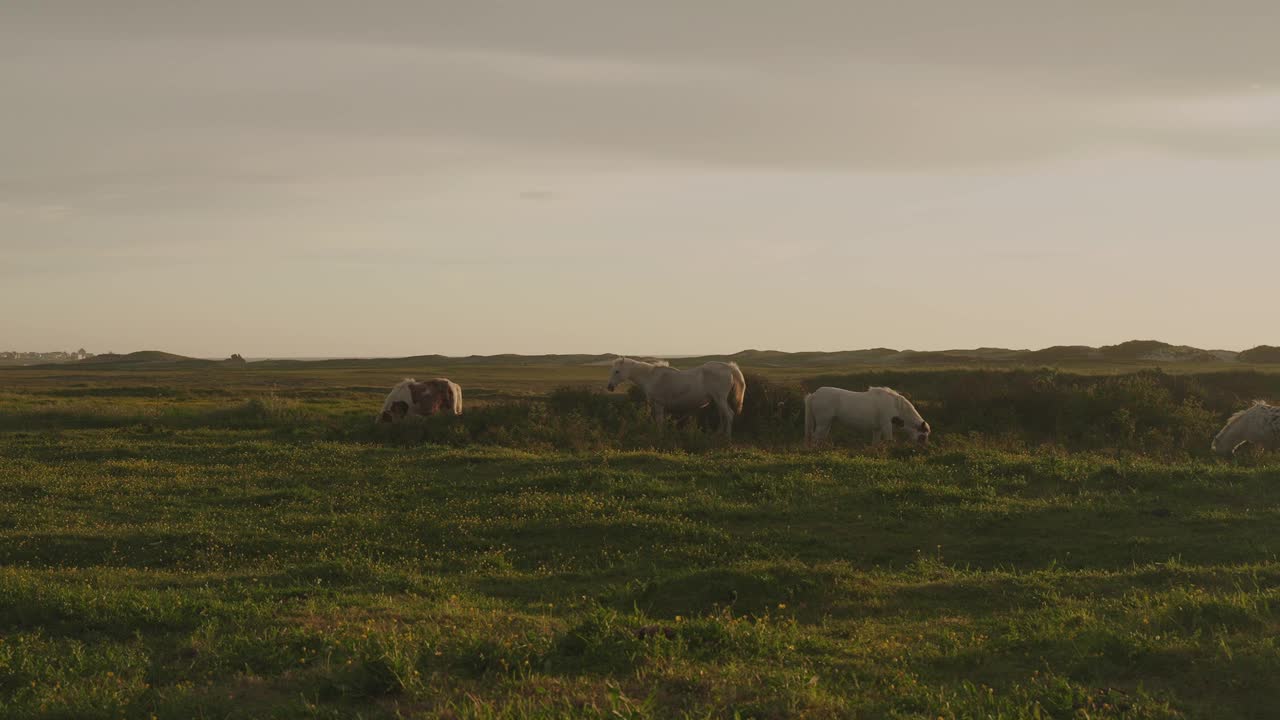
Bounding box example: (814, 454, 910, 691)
(2, 363, 1279, 718)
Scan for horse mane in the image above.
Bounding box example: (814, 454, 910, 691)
(1225, 400, 1271, 426)
(614, 356, 669, 368)
(869, 386, 921, 419)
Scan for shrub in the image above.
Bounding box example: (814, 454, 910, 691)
(808, 368, 1230, 454)
(209, 395, 312, 429)
(31, 368, 1270, 456)
(702, 373, 806, 445)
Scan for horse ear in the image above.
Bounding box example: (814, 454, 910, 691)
(891, 416, 904, 427)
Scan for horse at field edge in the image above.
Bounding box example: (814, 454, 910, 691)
(804, 385, 931, 446)
(605, 357, 747, 438)
(377, 378, 463, 423)
(1213, 400, 1280, 456)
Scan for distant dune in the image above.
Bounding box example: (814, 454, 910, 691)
(1239, 345, 1280, 363)
(11, 340, 1278, 371)
(76, 350, 203, 365)
(24, 351, 243, 370)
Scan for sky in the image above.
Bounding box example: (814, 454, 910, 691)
(3, 1, 1279, 357)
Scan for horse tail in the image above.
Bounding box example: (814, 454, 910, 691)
(804, 392, 814, 443)
(727, 362, 746, 414)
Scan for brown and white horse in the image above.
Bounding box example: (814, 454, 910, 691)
(377, 378, 463, 423)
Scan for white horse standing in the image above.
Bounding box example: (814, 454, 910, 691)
(606, 357, 747, 438)
(804, 386, 931, 446)
(1213, 401, 1280, 456)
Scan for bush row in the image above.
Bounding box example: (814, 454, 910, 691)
(6, 369, 1275, 456)
(351, 369, 1277, 456)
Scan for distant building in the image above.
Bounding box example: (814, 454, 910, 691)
(0, 348, 97, 365)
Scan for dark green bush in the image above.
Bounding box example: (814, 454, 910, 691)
(695, 373, 806, 444)
(41, 368, 1272, 455)
(807, 368, 1244, 453)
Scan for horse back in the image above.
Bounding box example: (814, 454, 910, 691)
(409, 379, 453, 415)
(812, 386, 886, 424)
(644, 368, 701, 409)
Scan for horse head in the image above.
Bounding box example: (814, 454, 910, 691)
(892, 415, 931, 445)
(377, 400, 410, 423)
(606, 357, 627, 392)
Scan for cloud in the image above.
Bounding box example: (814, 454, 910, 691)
(5, 0, 1280, 224)
(12, 1, 1279, 88)
(1096, 90, 1280, 156)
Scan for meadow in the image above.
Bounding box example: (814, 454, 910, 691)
(2, 361, 1279, 719)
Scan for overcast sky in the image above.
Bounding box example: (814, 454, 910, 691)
(3, 1, 1279, 356)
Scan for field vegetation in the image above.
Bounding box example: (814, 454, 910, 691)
(2, 359, 1279, 718)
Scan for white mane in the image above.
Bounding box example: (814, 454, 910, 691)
(613, 356, 670, 368)
(384, 378, 417, 404)
(868, 386, 921, 419)
(1225, 400, 1271, 427)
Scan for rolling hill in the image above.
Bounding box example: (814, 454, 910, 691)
(11, 340, 1279, 371)
(25, 351, 242, 370)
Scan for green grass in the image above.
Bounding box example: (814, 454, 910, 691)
(2, 366, 1279, 718)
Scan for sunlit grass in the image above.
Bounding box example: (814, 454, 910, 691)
(2, 365, 1279, 717)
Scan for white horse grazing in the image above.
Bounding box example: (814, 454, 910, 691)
(606, 357, 747, 438)
(1213, 401, 1280, 456)
(804, 386, 931, 446)
(377, 378, 463, 423)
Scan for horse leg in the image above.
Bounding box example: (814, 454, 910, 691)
(814, 419, 832, 443)
(711, 395, 734, 438)
(878, 422, 894, 444)
(652, 403, 665, 431)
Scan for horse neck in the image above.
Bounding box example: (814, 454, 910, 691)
(1213, 409, 1254, 448)
(1216, 416, 1248, 450)
(623, 360, 661, 386)
(895, 397, 922, 423)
